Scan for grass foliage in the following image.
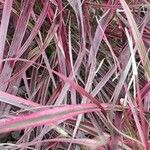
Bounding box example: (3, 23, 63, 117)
(0, 0, 150, 149)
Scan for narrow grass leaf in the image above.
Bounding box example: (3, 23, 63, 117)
(0, 103, 100, 134)
(0, 0, 13, 69)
